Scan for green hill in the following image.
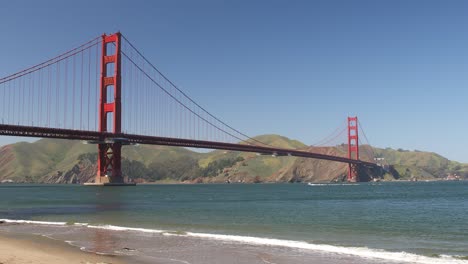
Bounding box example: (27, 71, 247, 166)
(372, 147, 468, 180)
(0, 135, 466, 183)
(0, 139, 95, 182)
(0, 139, 199, 183)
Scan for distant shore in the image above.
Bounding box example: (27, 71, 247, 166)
(0, 178, 465, 185)
(0, 232, 128, 264)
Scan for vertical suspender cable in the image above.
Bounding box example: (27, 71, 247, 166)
(64, 58, 68, 128)
(80, 51, 83, 129)
(72, 56, 76, 129)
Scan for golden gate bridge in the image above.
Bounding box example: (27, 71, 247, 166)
(0, 32, 379, 185)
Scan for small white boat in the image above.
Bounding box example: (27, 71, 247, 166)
(307, 182, 326, 186)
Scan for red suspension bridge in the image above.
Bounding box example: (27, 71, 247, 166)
(0, 32, 379, 185)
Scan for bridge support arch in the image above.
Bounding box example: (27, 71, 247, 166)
(347, 116, 359, 182)
(95, 33, 124, 184)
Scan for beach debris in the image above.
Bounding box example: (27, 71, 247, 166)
(122, 247, 136, 251)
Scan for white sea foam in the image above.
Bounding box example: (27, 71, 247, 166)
(182, 232, 468, 264)
(1, 218, 467, 264)
(85, 224, 165, 234)
(79, 223, 468, 264)
(73, 222, 89, 226)
(40, 234, 62, 241)
(0, 219, 67, 225)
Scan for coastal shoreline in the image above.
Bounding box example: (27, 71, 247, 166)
(0, 231, 129, 264)
(1, 221, 466, 264)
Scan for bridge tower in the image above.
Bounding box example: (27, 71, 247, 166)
(95, 33, 123, 184)
(347, 116, 359, 182)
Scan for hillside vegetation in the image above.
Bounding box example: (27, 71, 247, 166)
(0, 135, 466, 184)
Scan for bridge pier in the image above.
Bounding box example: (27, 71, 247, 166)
(91, 32, 134, 186)
(348, 163, 360, 182)
(96, 142, 123, 184)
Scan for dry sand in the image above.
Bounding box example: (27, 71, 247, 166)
(0, 232, 127, 264)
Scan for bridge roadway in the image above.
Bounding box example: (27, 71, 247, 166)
(0, 124, 377, 167)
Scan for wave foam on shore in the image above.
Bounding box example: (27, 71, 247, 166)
(1, 218, 467, 264)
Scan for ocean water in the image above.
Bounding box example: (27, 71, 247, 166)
(0, 181, 467, 263)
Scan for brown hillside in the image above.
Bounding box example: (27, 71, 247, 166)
(279, 146, 348, 182)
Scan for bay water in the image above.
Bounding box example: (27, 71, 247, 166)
(0, 181, 467, 263)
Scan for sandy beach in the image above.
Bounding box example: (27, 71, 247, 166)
(0, 223, 426, 264)
(0, 232, 126, 264)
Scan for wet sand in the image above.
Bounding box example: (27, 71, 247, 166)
(0, 232, 128, 264)
(0, 230, 380, 264)
(0, 223, 409, 264)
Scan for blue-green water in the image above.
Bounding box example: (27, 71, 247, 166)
(1, 181, 467, 263)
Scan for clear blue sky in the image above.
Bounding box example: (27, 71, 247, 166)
(1, 0, 467, 162)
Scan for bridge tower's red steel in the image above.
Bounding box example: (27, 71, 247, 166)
(96, 33, 123, 184)
(347, 116, 359, 182)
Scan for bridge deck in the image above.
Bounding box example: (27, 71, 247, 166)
(0, 124, 377, 167)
